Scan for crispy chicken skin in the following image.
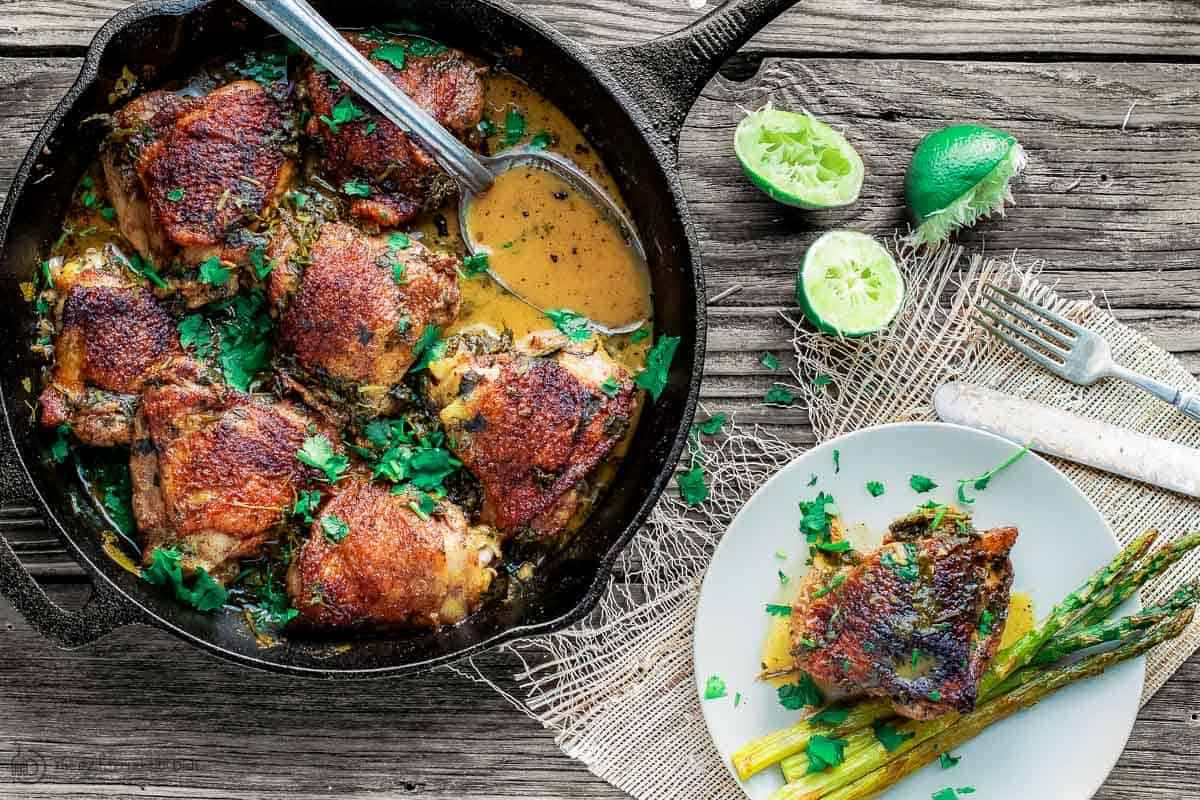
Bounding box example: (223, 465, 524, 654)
(102, 80, 296, 301)
(302, 33, 485, 227)
(39, 249, 182, 446)
(427, 338, 636, 542)
(267, 222, 461, 414)
(790, 508, 1016, 720)
(131, 359, 336, 582)
(287, 479, 498, 631)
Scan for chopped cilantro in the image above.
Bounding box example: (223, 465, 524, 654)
(291, 191, 309, 208)
(866, 480, 885, 497)
(393, 261, 406, 285)
(177, 314, 213, 360)
(930, 504, 947, 530)
(343, 178, 372, 197)
(321, 514, 351, 544)
(503, 107, 526, 147)
(978, 609, 994, 636)
(872, 720, 915, 752)
(296, 435, 349, 482)
(407, 38, 448, 57)
(141, 547, 228, 612)
(250, 570, 298, 627)
(765, 604, 792, 617)
(763, 386, 795, 405)
(120, 252, 169, 289)
(809, 707, 851, 727)
(956, 443, 1031, 503)
(778, 570, 789, 585)
(928, 689, 943, 701)
(320, 94, 367, 133)
(81, 191, 97, 208)
(409, 324, 445, 371)
(80, 177, 93, 190)
(460, 252, 490, 278)
(910, 474, 938, 493)
(212, 290, 272, 391)
(630, 326, 651, 343)
(48, 424, 71, 463)
(249, 248, 275, 279)
(814, 540, 851, 553)
(799, 492, 837, 545)
(734, 692, 742, 707)
(197, 256, 231, 286)
(545, 308, 594, 342)
(478, 118, 497, 137)
(693, 414, 727, 436)
(371, 43, 408, 69)
(599, 376, 621, 397)
(100, 205, 116, 221)
(703, 674, 727, 700)
(293, 490, 322, 524)
(362, 416, 461, 500)
(833, 449, 841, 474)
(775, 551, 788, 559)
(812, 572, 845, 598)
(635, 335, 680, 402)
(761, 352, 780, 370)
(912, 647, 921, 669)
(957, 789, 976, 795)
(678, 464, 709, 507)
(939, 751, 961, 769)
(529, 131, 553, 150)
(932, 790, 957, 800)
(807, 473, 818, 487)
(778, 672, 823, 709)
(805, 734, 848, 774)
(813, 374, 833, 387)
(166, 188, 185, 202)
(881, 542, 920, 581)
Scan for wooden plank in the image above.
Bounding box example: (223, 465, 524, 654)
(1, 0, 1199, 58)
(0, 594, 1196, 799)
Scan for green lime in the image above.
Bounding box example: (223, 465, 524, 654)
(735, 104, 864, 209)
(905, 124, 1026, 247)
(797, 231, 904, 337)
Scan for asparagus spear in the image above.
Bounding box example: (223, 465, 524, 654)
(732, 699, 892, 781)
(812, 610, 1193, 800)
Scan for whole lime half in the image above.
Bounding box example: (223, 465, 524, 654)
(905, 124, 1026, 247)
(735, 104, 865, 209)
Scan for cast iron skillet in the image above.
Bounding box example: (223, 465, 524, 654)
(0, 0, 799, 677)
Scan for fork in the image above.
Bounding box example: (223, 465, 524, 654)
(974, 283, 1200, 423)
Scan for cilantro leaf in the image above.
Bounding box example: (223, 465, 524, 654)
(909, 474, 938, 493)
(635, 335, 680, 402)
(293, 489, 322, 524)
(813, 374, 833, 387)
(763, 386, 795, 405)
(177, 314, 213, 360)
(528, 131, 553, 150)
(460, 252, 489, 278)
(250, 570, 298, 627)
(630, 327, 650, 343)
(678, 464, 709, 506)
(799, 492, 837, 544)
(503, 107, 526, 147)
(866, 480, 885, 497)
(296, 435, 349, 482)
(100, 205, 116, 221)
(320, 94, 367, 133)
(249, 247, 275, 279)
(939, 752, 961, 769)
(545, 308, 594, 341)
(693, 414, 727, 436)
(166, 188, 185, 202)
(956, 443, 1031, 504)
(809, 707, 851, 727)
(599, 376, 621, 397)
(761, 352, 780, 370)
(407, 38, 448, 57)
(141, 547, 228, 612)
(409, 324, 445, 372)
(212, 290, 273, 391)
(778, 672, 824, 710)
(704, 674, 727, 700)
(49, 424, 71, 464)
(198, 256, 231, 286)
(805, 734, 848, 774)
(765, 604, 792, 617)
(120, 252, 169, 289)
(778, 570, 789, 585)
(321, 514, 351, 544)
(807, 473, 818, 487)
(833, 449, 841, 474)
(811, 572, 846, 598)
(872, 720, 915, 752)
(343, 178, 372, 197)
(477, 118, 496, 137)
(371, 43, 407, 69)
(881, 542, 920, 581)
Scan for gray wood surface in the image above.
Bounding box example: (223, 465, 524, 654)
(0, 2, 1198, 798)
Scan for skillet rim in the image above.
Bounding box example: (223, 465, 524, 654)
(0, 0, 705, 677)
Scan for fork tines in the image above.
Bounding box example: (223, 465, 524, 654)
(973, 284, 1080, 373)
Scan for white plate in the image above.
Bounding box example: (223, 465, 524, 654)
(695, 422, 1142, 800)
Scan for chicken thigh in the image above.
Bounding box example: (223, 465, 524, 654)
(39, 247, 182, 446)
(301, 33, 485, 227)
(426, 336, 637, 542)
(287, 479, 498, 631)
(131, 359, 336, 582)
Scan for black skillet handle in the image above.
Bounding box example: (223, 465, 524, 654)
(596, 0, 800, 158)
(0, 436, 144, 648)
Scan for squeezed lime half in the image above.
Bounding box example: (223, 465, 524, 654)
(735, 105, 864, 209)
(797, 231, 904, 337)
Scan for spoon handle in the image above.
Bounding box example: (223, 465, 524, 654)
(238, 0, 493, 194)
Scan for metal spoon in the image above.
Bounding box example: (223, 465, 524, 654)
(237, 0, 648, 337)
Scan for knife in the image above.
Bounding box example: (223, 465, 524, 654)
(934, 381, 1200, 499)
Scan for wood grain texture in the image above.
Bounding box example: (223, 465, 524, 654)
(1, 0, 1199, 57)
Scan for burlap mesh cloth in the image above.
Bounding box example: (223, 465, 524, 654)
(457, 245, 1200, 800)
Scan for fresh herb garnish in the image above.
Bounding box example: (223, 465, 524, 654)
(704, 674, 727, 700)
(198, 256, 231, 286)
(929, 504, 947, 530)
(249, 248, 275, 279)
(778, 570, 789, 585)
(809, 706, 851, 727)
(833, 449, 841, 474)
(321, 514, 351, 544)
(293, 489, 322, 524)
(100, 206, 116, 221)
(460, 252, 490, 278)
(343, 178, 372, 197)
(866, 480, 885, 497)
(693, 414, 727, 436)
(807, 473, 819, 487)
(48, 424, 71, 463)
(141, 547, 228, 613)
(678, 464, 709, 507)
(761, 352, 780, 370)
(763, 386, 795, 405)
(805, 734, 848, 774)
(599, 376, 621, 397)
(545, 309, 593, 342)
(212, 290, 273, 391)
(409, 324, 445, 372)
(371, 43, 408, 69)
(249, 570, 298, 627)
(813, 374, 833, 387)
(177, 314, 214, 360)
(799, 492, 837, 545)
(360, 416, 461, 501)
(166, 188, 185, 202)
(477, 118, 497, 137)
(778, 672, 824, 709)
(503, 107, 526, 147)
(765, 604, 792, 617)
(957, 443, 1031, 503)
(909, 474, 938, 493)
(320, 94, 367, 133)
(812, 572, 845, 598)
(978, 608, 994, 636)
(407, 38, 448, 57)
(939, 751, 961, 769)
(119, 252, 169, 289)
(528, 131, 553, 150)
(630, 327, 651, 343)
(881, 542, 920, 581)
(872, 719, 915, 752)
(635, 335, 680, 402)
(296, 435, 349, 482)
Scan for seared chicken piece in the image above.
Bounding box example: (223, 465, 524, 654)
(39, 248, 182, 446)
(267, 221, 461, 416)
(287, 479, 498, 631)
(790, 505, 1016, 720)
(131, 359, 336, 582)
(302, 33, 485, 226)
(426, 337, 636, 542)
(102, 80, 296, 305)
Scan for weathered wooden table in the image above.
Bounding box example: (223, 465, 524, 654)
(2, 1, 1199, 797)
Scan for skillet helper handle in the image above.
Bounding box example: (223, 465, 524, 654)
(0, 438, 143, 648)
(596, 0, 800, 155)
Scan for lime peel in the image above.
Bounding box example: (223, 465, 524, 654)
(908, 142, 1025, 247)
(735, 103, 865, 210)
